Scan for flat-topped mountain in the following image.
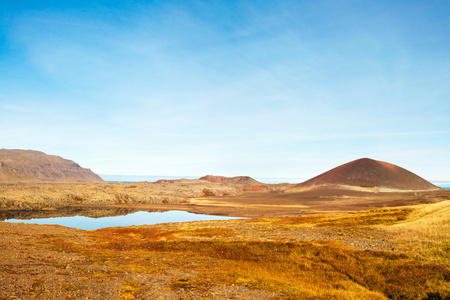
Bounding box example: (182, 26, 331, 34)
(0, 149, 103, 182)
(296, 158, 439, 191)
(199, 175, 262, 186)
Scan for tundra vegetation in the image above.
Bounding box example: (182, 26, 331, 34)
(0, 181, 281, 210)
(1, 197, 448, 299)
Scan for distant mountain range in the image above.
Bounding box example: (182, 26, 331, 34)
(296, 158, 440, 191)
(0, 149, 103, 182)
(0, 149, 443, 190)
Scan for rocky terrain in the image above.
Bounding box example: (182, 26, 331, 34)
(0, 179, 286, 211)
(0, 219, 393, 299)
(0, 149, 103, 182)
(199, 175, 262, 185)
(296, 158, 440, 191)
(154, 175, 264, 187)
(1, 199, 449, 299)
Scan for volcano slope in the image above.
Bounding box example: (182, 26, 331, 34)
(296, 158, 440, 192)
(188, 158, 443, 215)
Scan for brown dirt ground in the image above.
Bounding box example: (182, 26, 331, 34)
(0, 220, 397, 299)
(0, 223, 280, 299)
(1, 189, 449, 299)
(87, 188, 450, 218)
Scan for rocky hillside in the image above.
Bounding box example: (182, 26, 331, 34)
(0, 149, 103, 182)
(296, 158, 439, 191)
(154, 175, 263, 186)
(199, 175, 262, 185)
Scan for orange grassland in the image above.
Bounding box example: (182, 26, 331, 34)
(33, 200, 450, 299)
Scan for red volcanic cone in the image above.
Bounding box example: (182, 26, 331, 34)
(296, 158, 439, 191)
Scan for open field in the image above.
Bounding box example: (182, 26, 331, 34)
(0, 181, 284, 211)
(0, 184, 449, 299)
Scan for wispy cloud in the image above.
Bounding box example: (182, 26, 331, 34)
(1, 1, 449, 179)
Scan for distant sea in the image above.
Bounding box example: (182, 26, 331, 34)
(432, 181, 450, 189)
(106, 181, 145, 184)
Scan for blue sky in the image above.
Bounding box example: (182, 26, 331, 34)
(1, 0, 449, 181)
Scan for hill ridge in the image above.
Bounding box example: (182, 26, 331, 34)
(199, 175, 262, 186)
(0, 149, 103, 182)
(296, 158, 439, 191)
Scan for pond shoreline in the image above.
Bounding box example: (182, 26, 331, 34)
(3, 210, 245, 230)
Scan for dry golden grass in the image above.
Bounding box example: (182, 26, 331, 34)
(0, 182, 163, 209)
(388, 200, 450, 264)
(2, 182, 449, 299)
(262, 206, 413, 228)
(269, 200, 450, 265)
(37, 203, 450, 300)
(0, 181, 273, 210)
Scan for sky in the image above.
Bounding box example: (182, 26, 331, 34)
(1, 0, 449, 182)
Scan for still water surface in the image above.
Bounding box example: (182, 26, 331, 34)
(4, 210, 243, 230)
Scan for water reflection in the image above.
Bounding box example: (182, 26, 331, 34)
(0, 207, 146, 221)
(2, 209, 243, 230)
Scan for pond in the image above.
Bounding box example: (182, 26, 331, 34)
(2, 210, 244, 230)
